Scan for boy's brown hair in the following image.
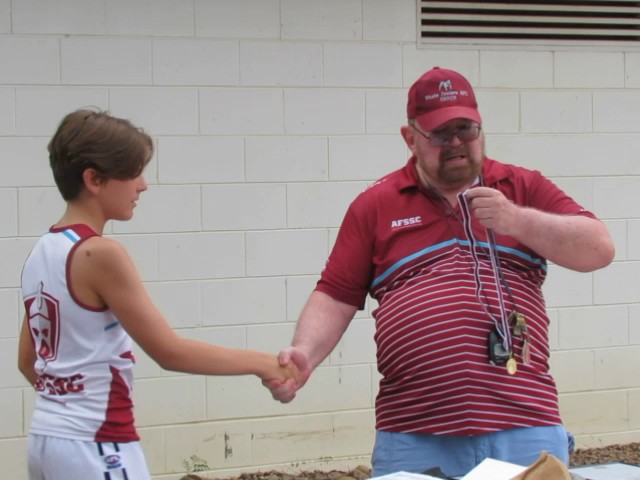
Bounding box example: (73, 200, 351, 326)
(48, 109, 153, 200)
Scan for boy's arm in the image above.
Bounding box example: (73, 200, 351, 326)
(18, 313, 38, 386)
(78, 237, 297, 382)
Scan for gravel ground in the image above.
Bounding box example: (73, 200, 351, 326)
(180, 442, 640, 480)
(570, 441, 640, 466)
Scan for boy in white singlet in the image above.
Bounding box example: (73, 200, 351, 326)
(18, 109, 299, 480)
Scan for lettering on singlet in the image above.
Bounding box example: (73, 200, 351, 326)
(35, 373, 85, 395)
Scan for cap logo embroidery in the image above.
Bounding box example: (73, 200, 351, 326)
(439, 79, 452, 91)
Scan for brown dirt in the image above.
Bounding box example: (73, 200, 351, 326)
(182, 442, 640, 480)
(570, 441, 640, 466)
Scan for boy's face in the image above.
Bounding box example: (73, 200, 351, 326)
(99, 174, 149, 221)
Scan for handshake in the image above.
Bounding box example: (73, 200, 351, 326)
(263, 347, 311, 403)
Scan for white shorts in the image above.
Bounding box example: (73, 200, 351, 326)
(28, 434, 151, 480)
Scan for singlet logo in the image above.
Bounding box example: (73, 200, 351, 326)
(25, 282, 61, 363)
(391, 216, 422, 228)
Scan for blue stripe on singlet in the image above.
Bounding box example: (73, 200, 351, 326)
(62, 228, 81, 243)
(104, 321, 120, 331)
(371, 237, 546, 289)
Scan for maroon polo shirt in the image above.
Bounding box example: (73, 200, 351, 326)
(316, 156, 595, 435)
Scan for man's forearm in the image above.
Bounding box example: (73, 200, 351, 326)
(292, 290, 358, 369)
(512, 208, 614, 272)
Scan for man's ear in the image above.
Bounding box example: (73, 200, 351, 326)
(82, 168, 103, 195)
(400, 125, 417, 154)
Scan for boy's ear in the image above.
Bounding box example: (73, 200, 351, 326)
(82, 168, 104, 194)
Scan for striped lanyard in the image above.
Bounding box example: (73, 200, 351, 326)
(457, 186, 513, 356)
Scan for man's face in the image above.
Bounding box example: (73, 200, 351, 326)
(404, 118, 485, 193)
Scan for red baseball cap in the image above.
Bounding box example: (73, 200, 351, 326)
(407, 67, 482, 131)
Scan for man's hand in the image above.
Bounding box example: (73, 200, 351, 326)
(463, 186, 520, 236)
(463, 185, 614, 271)
(262, 347, 312, 403)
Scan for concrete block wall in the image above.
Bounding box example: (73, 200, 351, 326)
(0, 1, 638, 479)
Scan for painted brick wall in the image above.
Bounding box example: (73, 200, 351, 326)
(0, 1, 638, 479)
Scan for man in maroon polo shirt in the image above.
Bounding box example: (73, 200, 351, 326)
(264, 67, 614, 478)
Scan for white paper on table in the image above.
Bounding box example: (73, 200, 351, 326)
(569, 462, 640, 480)
(369, 471, 448, 480)
(459, 457, 527, 480)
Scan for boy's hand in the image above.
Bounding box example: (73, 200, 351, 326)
(281, 359, 301, 384)
(262, 347, 311, 403)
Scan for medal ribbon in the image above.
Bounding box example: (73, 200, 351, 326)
(457, 189, 513, 355)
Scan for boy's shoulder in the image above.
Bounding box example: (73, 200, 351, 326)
(74, 235, 130, 266)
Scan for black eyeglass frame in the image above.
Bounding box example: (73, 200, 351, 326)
(411, 122, 482, 147)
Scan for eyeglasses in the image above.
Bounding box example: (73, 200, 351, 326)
(412, 123, 482, 147)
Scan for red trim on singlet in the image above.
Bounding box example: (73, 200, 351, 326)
(60, 225, 109, 313)
(95, 365, 139, 442)
(49, 223, 98, 237)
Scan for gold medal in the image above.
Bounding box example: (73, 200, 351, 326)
(506, 356, 517, 375)
(511, 312, 527, 337)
